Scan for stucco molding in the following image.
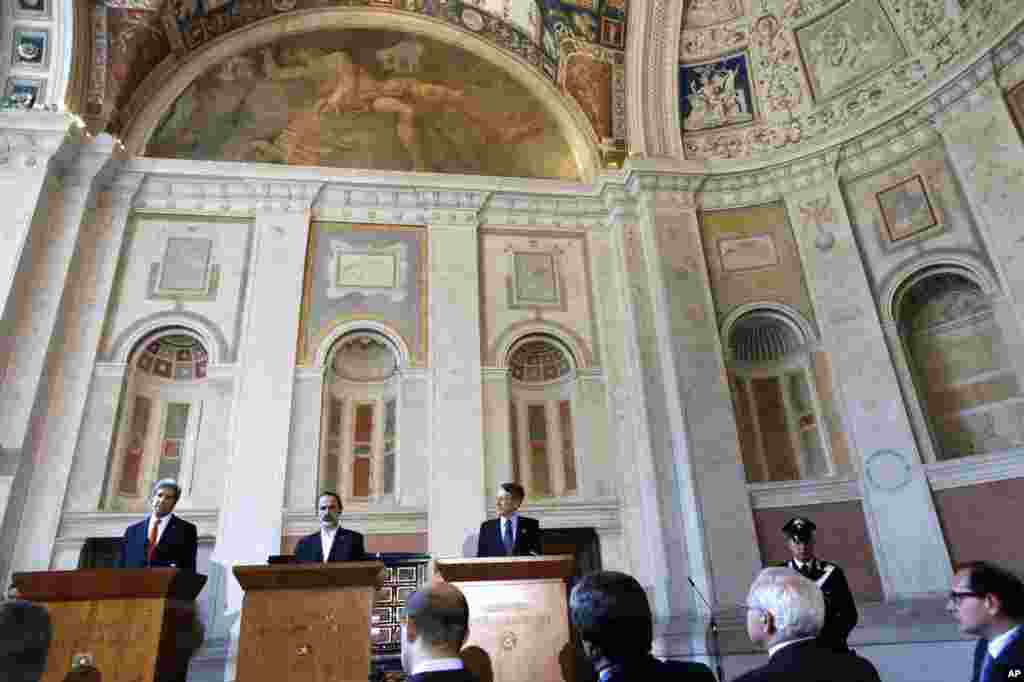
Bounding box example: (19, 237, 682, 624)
(877, 251, 1002, 325)
(57, 510, 221, 540)
(925, 448, 1024, 490)
(485, 497, 621, 531)
(283, 508, 428, 536)
(747, 476, 862, 509)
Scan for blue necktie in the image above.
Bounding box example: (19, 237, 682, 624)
(980, 651, 994, 682)
(502, 519, 514, 555)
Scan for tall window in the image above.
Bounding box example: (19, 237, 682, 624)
(508, 336, 578, 498)
(320, 333, 400, 500)
(726, 311, 839, 483)
(106, 332, 207, 510)
(898, 272, 1024, 459)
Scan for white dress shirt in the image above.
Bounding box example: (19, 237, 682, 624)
(150, 513, 174, 546)
(768, 636, 816, 657)
(988, 624, 1022, 659)
(320, 525, 339, 561)
(411, 657, 464, 675)
(501, 513, 519, 545)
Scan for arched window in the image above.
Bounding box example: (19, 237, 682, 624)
(507, 336, 578, 498)
(897, 272, 1024, 459)
(320, 332, 400, 500)
(105, 331, 208, 510)
(726, 310, 841, 483)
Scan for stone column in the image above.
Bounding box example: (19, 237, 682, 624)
(0, 112, 76, 320)
(398, 367, 431, 509)
(428, 216, 487, 558)
(573, 369, 614, 499)
(0, 137, 116, 467)
(931, 71, 1024, 332)
(481, 368, 513, 499)
(783, 176, 951, 597)
(212, 182, 321, 623)
(631, 170, 762, 612)
(0, 167, 143, 586)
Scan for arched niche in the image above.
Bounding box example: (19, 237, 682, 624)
(103, 328, 212, 511)
(120, 10, 601, 181)
(723, 305, 850, 483)
(319, 329, 405, 501)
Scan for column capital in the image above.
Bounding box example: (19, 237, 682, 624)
(0, 111, 78, 175)
(96, 169, 145, 210)
(250, 180, 325, 215)
(427, 211, 480, 231)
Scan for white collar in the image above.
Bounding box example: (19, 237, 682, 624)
(151, 513, 174, 527)
(321, 524, 340, 535)
(988, 625, 1022, 659)
(768, 636, 815, 657)
(411, 657, 464, 674)
(501, 514, 519, 525)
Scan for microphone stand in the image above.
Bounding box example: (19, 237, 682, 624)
(688, 577, 726, 682)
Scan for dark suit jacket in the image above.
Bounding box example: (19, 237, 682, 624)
(602, 655, 716, 682)
(294, 527, 366, 562)
(783, 559, 858, 650)
(733, 638, 881, 682)
(477, 516, 541, 557)
(971, 629, 1024, 682)
(407, 668, 479, 682)
(119, 514, 198, 573)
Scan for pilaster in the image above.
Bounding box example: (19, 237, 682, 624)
(782, 169, 952, 598)
(0, 167, 143, 588)
(481, 367, 513, 501)
(428, 210, 487, 559)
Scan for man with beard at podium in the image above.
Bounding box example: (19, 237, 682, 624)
(570, 571, 716, 682)
(294, 491, 366, 562)
(401, 582, 477, 682)
(477, 482, 542, 557)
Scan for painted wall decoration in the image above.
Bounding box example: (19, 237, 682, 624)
(12, 27, 50, 69)
(3, 77, 46, 109)
(700, 203, 817, 325)
(299, 223, 428, 366)
(145, 30, 578, 179)
(795, 0, 905, 101)
(561, 41, 616, 141)
(680, 52, 756, 131)
(512, 252, 561, 307)
(876, 175, 938, 243)
(1008, 80, 1024, 140)
(683, 0, 744, 29)
(751, 13, 806, 115)
(14, 0, 50, 19)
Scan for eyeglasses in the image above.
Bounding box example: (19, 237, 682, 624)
(948, 591, 984, 606)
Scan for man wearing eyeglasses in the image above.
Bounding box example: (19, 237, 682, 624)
(948, 561, 1024, 682)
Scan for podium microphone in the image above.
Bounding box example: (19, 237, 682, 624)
(688, 577, 726, 682)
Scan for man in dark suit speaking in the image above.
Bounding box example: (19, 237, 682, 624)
(477, 482, 541, 557)
(949, 561, 1024, 682)
(294, 491, 365, 562)
(119, 479, 198, 572)
(400, 582, 477, 682)
(734, 567, 880, 682)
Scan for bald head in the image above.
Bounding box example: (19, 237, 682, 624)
(406, 582, 470, 651)
(0, 600, 52, 682)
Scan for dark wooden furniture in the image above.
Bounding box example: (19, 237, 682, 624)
(13, 568, 206, 682)
(233, 560, 384, 682)
(435, 556, 576, 682)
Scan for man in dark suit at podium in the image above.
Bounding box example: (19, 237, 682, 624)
(401, 582, 477, 682)
(119, 479, 198, 573)
(294, 491, 366, 562)
(477, 482, 542, 557)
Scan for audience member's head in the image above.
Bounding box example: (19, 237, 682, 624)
(401, 582, 470, 673)
(745, 567, 824, 650)
(949, 561, 1024, 639)
(0, 600, 52, 682)
(569, 571, 653, 668)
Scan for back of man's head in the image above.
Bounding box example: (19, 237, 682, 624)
(748, 568, 824, 646)
(403, 582, 470, 663)
(0, 600, 52, 682)
(569, 571, 653, 663)
(960, 561, 1024, 621)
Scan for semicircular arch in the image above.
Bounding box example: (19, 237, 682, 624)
(121, 9, 601, 181)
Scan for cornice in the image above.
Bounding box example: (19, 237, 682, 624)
(486, 497, 622, 531)
(924, 448, 1024, 491)
(747, 476, 862, 509)
(481, 193, 608, 229)
(0, 112, 80, 174)
(284, 508, 428, 536)
(57, 510, 221, 540)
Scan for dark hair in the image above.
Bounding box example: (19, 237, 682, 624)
(406, 585, 470, 649)
(317, 491, 343, 508)
(569, 571, 653, 662)
(499, 482, 525, 501)
(0, 600, 52, 682)
(960, 561, 1024, 620)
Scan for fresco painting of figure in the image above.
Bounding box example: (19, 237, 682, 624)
(146, 30, 579, 179)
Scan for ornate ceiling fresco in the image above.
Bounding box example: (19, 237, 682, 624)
(678, 0, 1024, 162)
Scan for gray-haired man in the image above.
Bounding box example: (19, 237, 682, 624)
(119, 479, 198, 572)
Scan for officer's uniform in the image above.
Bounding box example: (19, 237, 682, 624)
(780, 517, 858, 651)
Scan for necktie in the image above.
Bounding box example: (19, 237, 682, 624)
(502, 519, 514, 555)
(147, 519, 158, 563)
(980, 650, 994, 682)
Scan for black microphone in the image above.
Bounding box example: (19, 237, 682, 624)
(688, 577, 726, 682)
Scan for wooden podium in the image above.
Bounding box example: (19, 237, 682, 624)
(13, 568, 207, 682)
(233, 560, 384, 682)
(435, 556, 575, 682)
